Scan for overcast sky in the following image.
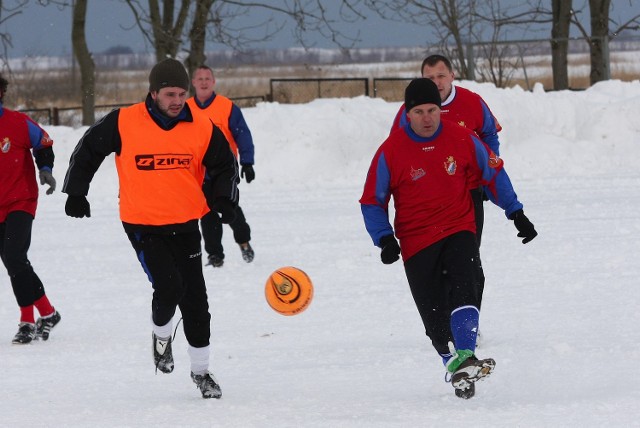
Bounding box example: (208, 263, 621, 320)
(2, 0, 639, 58)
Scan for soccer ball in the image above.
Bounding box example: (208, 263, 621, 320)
(265, 266, 313, 316)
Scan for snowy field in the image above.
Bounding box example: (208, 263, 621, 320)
(1, 78, 640, 427)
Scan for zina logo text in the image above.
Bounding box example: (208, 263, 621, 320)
(135, 154, 193, 170)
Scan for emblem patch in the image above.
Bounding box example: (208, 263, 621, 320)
(1, 137, 10, 153)
(444, 156, 456, 175)
(410, 166, 426, 181)
(488, 151, 503, 168)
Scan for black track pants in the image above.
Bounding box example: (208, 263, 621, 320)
(0, 211, 46, 307)
(200, 205, 251, 259)
(403, 231, 484, 356)
(127, 230, 211, 348)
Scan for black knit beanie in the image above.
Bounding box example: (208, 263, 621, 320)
(405, 78, 441, 112)
(148, 58, 189, 92)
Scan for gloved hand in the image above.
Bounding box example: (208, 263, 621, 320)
(241, 164, 255, 183)
(65, 195, 91, 218)
(39, 170, 56, 195)
(509, 209, 537, 244)
(379, 234, 401, 264)
(212, 197, 236, 224)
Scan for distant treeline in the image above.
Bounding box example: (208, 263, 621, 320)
(8, 37, 640, 72)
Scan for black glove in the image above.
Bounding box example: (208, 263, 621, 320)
(65, 195, 91, 218)
(509, 209, 537, 244)
(212, 197, 236, 224)
(241, 164, 255, 183)
(379, 234, 401, 264)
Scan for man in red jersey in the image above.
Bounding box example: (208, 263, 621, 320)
(391, 54, 503, 246)
(392, 55, 507, 345)
(0, 74, 61, 344)
(360, 78, 537, 399)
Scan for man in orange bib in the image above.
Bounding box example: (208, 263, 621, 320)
(187, 65, 256, 268)
(62, 58, 239, 399)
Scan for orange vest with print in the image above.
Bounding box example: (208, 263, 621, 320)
(116, 103, 211, 225)
(187, 95, 237, 157)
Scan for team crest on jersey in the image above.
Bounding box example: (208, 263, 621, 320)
(444, 156, 457, 175)
(1, 137, 10, 153)
(488, 151, 503, 168)
(458, 121, 466, 128)
(41, 133, 53, 147)
(410, 166, 426, 181)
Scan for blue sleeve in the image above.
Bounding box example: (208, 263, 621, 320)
(473, 136, 522, 218)
(360, 152, 394, 247)
(27, 120, 52, 172)
(27, 120, 46, 150)
(229, 104, 254, 165)
(478, 99, 501, 156)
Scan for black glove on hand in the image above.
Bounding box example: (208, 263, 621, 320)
(241, 164, 255, 183)
(509, 209, 537, 244)
(380, 234, 401, 264)
(212, 197, 236, 224)
(65, 195, 91, 218)
(39, 170, 56, 195)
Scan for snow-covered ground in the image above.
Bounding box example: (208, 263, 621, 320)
(1, 78, 639, 427)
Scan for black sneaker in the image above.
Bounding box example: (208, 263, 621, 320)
(12, 323, 36, 345)
(153, 333, 174, 374)
(451, 355, 495, 392)
(455, 382, 475, 399)
(240, 243, 254, 263)
(207, 254, 224, 268)
(36, 310, 61, 341)
(191, 371, 222, 399)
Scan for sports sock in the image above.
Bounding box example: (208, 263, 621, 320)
(20, 305, 35, 324)
(34, 295, 55, 317)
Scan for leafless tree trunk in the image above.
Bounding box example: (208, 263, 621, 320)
(72, 0, 95, 125)
(185, 0, 213, 81)
(125, 0, 364, 69)
(588, 0, 610, 84)
(125, 0, 192, 62)
(364, 0, 548, 85)
(551, 0, 571, 90)
(391, 0, 476, 79)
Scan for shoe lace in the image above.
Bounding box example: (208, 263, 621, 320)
(445, 341, 459, 373)
(154, 317, 183, 374)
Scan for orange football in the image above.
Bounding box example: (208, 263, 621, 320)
(265, 266, 313, 316)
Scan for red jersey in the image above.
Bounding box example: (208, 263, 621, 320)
(360, 119, 521, 261)
(391, 85, 502, 155)
(0, 106, 53, 222)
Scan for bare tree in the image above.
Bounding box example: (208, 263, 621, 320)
(124, 1, 364, 74)
(472, 1, 548, 87)
(568, 0, 640, 85)
(185, 0, 213, 79)
(0, 0, 29, 71)
(587, 0, 611, 84)
(72, 0, 95, 125)
(124, 0, 193, 62)
(363, 0, 479, 79)
(363, 0, 548, 86)
(550, 0, 571, 90)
